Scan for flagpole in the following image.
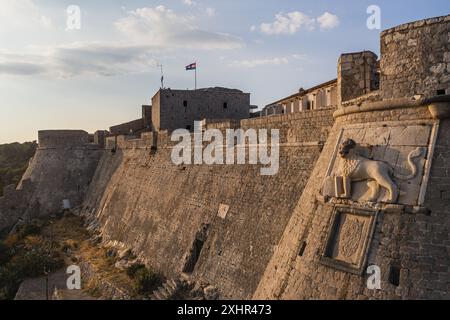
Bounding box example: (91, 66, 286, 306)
(195, 62, 197, 90)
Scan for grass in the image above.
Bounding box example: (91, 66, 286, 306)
(0, 213, 164, 300)
(0, 221, 64, 299)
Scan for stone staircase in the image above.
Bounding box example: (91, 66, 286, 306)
(149, 278, 182, 300)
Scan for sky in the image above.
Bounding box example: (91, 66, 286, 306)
(0, 0, 448, 143)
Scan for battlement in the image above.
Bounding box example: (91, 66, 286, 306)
(38, 130, 91, 148)
(2, 14, 449, 301)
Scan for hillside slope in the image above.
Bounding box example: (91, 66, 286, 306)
(0, 142, 37, 196)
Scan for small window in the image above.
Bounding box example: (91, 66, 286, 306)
(223, 102, 228, 109)
(298, 241, 307, 257)
(306, 101, 311, 110)
(186, 125, 191, 131)
(437, 89, 446, 96)
(388, 265, 400, 286)
(183, 100, 188, 107)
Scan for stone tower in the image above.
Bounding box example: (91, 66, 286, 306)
(254, 14, 450, 300)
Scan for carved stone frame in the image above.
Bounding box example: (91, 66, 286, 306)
(320, 206, 378, 275)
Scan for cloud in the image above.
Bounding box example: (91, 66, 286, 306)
(229, 54, 307, 68)
(229, 57, 290, 68)
(205, 8, 216, 17)
(260, 11, 315, 35)
(0, 0, 53, 30)
(317, 12, 340, 30)
(0, 43, 158, 78)
(182, 0, 196, 6)
(256, 11, 340, 35)
(114, 6, 243, 50)
(0, 5, 243, 78)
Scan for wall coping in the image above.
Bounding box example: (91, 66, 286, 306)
(380, 14, 450, 37)
(333, 95, 450, 119)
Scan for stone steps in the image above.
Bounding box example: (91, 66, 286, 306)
(150, 278, 180, 300)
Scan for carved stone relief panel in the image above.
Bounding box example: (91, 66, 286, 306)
(217, 204, 230, 219)
(320, 206, 377, 274)
(321, 121, 438, 206)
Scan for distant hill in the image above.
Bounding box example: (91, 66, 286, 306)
(0, 141, 37, 197)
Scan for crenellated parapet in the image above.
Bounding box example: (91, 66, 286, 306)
(38, 130, 91, 149)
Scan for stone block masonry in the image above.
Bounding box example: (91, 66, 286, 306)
(152, 87, 250, 132)
(381, 15, 450, 99)
(2, 14, 449, 301)
(81, 108, 335, 299)
(254, 14, 450, 300)
(0, 130, 104, 226)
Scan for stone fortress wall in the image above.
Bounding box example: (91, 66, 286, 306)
(254, 14, 450, 300)
(0, 130, 104, 232)
(380, 15, 450, 100)
(81, 107, 335, 299)
(0, 14, 449, 300)
(152, 87, 250, 132)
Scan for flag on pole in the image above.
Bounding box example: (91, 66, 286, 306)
(186, 62, 197, 89)
(185, 62, 196, 70)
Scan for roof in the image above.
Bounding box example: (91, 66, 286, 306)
(265, 78, 337, 107)
(152, 87, 248, 100)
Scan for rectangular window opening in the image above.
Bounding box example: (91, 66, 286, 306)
(388, 265, 400, 286)
(298, 241, 307, 257)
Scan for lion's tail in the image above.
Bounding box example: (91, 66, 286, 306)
(393, 147, 426, 181)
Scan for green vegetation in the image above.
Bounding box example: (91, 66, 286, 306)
(0, 141, 37, 197)
(0, 212, 164, 299)
(126, 263, 164, 296)
(0, 221, 64, 300)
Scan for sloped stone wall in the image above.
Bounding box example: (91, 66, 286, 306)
(18, 131, 103, 217)
(81, 108, 335, 299)
(254, 102, 450, 300)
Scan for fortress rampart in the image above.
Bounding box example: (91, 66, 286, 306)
(0, 130, 104, 230)
(1, 14, 449, 300)
(254, 15, 450, 300)
(380, 15, 450, 99)
(38, 130, 91, 149)
(81, 108, 335, 299)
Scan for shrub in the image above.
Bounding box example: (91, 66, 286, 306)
(126, 263, 146, 278)
(134, 268, 164, 295)
(0, 248, 64, 300)
(3, 233, 19, 248)
(18, 223, 41, 239)
(0, 241, 11, 264)
(14, 249, 63, 278)
(0, 266, 20, 299)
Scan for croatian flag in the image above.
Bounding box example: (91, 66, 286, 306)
(185, 62, 196, 70)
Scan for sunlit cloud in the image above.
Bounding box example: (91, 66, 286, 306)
(317, 12, 340, 30)
(114, 6, 243, 50)
(256, 11, 340, 35)
(0, 0, 53, 31)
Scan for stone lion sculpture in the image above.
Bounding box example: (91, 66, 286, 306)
(337, 138, 424, 203)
